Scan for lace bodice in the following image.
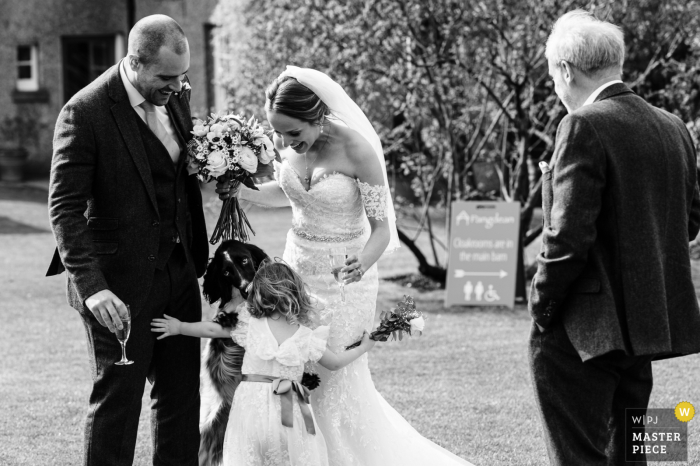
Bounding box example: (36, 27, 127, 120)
(275, 159, 370, 240)
(231, 304, 329, 381)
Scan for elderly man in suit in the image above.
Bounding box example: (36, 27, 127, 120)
(529, 10, 700, 466)
(47, 15, 208, 465)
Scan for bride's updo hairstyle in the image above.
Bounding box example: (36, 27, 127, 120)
(247, 260, 317, 326)
(265, 76, 330, 125)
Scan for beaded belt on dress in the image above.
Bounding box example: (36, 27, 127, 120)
(293, 227, 364, 243)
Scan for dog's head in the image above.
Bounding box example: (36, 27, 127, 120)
(202, 239, 270, 306)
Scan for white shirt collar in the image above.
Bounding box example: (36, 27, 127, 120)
(583, 80, 624, 107)
(119, 59, 146, 108)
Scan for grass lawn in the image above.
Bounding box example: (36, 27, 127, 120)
(1, 184, 699, 465)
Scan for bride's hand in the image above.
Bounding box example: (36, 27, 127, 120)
(342, 254, 365, 284)
(215, 174, 240, 201)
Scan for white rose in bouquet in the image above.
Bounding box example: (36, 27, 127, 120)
(226, 118, 241, 131)
(238, 146, 259, 173)
(258, 136, 276, 164)
(209, 123, 225, 136)
(206, 150, 228, 178)
(192, 124, 209, 137)
(409, 316, 425, 334)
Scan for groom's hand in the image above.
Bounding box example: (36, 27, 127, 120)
(85, 289, 128, 333)
(215, 175, 240, 200)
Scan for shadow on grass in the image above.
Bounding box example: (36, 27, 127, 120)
(0, 216, 50, 234)
(0, 185, 48, 204)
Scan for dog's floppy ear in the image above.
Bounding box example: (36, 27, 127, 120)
(246, 243, 271, 270)
(202, 255, 223, 305)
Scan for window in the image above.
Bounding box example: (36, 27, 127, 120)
(62, 36, 115, 103)
(17, 45, 39, 92)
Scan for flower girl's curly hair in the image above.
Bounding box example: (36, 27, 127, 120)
(247, 260, 317, 326)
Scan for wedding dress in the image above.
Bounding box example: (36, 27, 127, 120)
(277, 159, 473, 466)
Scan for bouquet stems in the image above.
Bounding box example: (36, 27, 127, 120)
(345, 331, 385, 350)
(209, 181, 255, 244)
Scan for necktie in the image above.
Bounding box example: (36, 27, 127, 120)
(139, 101, 181, 164)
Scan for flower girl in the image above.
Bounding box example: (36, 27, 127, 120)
(151, 261, 375, 466)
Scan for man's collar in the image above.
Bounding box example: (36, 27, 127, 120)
(583, 79, 624, 107)
(119, 59, 146, 108)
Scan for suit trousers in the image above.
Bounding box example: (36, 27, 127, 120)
(529, 322, 654, 466)
(79, 245, 202, 466)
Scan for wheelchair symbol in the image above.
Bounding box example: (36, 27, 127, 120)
(483, 285, 500, 302)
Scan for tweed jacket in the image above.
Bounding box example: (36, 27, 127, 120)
(529, 83, 700, 362)
(46, 62, 209, 315)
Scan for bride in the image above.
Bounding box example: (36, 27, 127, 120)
(220, 66, 472, 465)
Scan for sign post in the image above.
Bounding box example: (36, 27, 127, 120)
(445, 201, 521, 309)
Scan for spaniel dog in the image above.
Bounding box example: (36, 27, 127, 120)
(198, 239, 269, 466)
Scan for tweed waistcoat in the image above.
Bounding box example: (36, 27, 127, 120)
(135, 115, 188, 270)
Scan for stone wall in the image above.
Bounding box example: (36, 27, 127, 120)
(0, 0, 219, 176)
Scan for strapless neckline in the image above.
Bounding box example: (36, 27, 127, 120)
(282, 159, 355, 194)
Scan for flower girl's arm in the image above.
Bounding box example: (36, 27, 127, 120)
(318, 331, 376, 371)
(239, 180, 290, 207)
(151, 314, 231, 340)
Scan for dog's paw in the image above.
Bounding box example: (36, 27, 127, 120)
(213, 311, 239, 329)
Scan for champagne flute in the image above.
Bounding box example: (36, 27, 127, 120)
(115, 304, 134, 366)
(328, 246, 347, 304)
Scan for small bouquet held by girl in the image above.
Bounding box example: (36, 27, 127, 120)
(187, 113, 277, 244)
(151, 261, 375, 466)
(346, 295, 425, 349)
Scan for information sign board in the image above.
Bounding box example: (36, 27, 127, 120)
(445, 201, 521, 308)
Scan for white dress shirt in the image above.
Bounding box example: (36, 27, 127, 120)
(119, 60, 181, 148)
(582, 80, 623, 107)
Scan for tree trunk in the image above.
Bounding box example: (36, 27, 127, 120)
(521, 176, 543, 247)
(397, 228, 447, 285)
(512, 136, 530, 301)
(516, 229, 527, 303)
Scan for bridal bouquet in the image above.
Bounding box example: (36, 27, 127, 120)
(346, 295, 425, 349)
(187, 113, 276, 244)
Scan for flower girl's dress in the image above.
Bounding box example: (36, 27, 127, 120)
(222, 305, 331, 466)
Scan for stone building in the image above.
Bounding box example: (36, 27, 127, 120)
(0, 0, 223, 176)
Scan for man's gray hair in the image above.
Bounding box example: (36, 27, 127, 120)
(546, 10, 625, 75)
(128, 14, 188, 66)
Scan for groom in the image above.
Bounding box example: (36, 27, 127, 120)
(529, 10, 700, 466)
(47, 15, 208, 465)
